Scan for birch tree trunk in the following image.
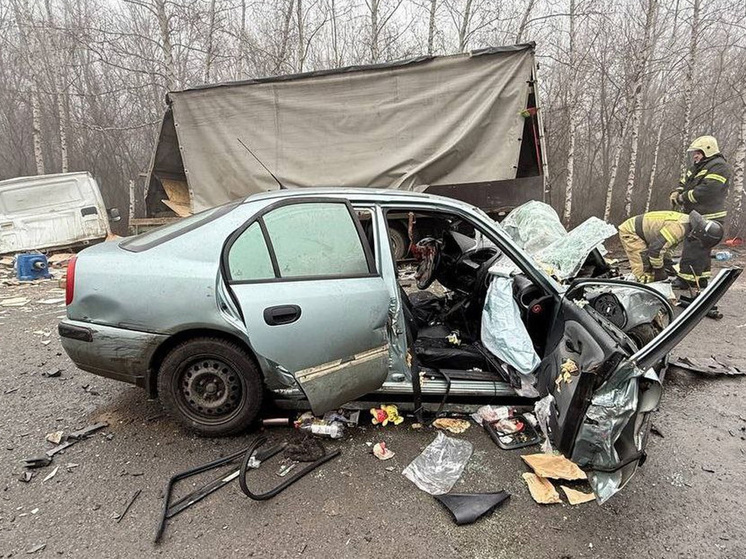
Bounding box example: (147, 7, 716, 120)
(427, 0, 437, 56)
(603, 113, 629, 221)
(57, 92, 69, 173)
(155, 0, 177, 89)
(563, 0, 577, 227)
(204, 0, 217, 82)
(679, 0, 700, 171)
(296, 0, 304, 71)
(31, 88, 45, 175)
(624, 0, 658, 218)
(515, 0, 536, 43)
(275, 0, 295, 73)
(730, 103, 746, 235)
(370, 0, 379, 62)
(458, 0, 473, 52)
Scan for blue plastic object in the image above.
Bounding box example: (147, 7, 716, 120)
(16, 253, 51, 281)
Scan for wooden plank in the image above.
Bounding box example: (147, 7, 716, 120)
(161, 179, 191, 206)
(162, 199, 192, 218)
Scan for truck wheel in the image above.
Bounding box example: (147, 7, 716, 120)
(389, 225, 408, 260)
(157, 337, 263, 437)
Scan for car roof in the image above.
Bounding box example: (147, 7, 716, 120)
(240, 187, 480, 212)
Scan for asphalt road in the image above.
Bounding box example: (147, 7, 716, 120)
(1, 266, 745, 558)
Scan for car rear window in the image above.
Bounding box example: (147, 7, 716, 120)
(120, 200, 240, 252)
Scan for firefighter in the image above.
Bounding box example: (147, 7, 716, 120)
(669, 135, 730, 288)
(618, 210, 723, 284)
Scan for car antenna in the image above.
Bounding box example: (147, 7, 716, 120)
(237, 137, 286, 190)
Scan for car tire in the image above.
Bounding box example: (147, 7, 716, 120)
(157, 337, 263, 437)
(389, 224, 408, 261)
(627, 323, 658, 349)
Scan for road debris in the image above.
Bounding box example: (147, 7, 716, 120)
(46, 431, 64, 445)
(22, 422, 109, 468)
(560, 485, 596, 505)
(22, 456, 52, 469)
(521, 453, 587, 480)
(522, 472, 561, 504)
(26, 543, 46, 554)
(433, 417, 471, 434)
(435, 491, 511, 525)
(372, 441, 395, 460)
(116, 489, 142, 523)
(669, 355, 744, 377)
(43, 368, 62, 378)
(0, 296, 29, 307)
(402, 432, 473, 495)
(43, 466, 59, 482)
(19, 471, 33, 483)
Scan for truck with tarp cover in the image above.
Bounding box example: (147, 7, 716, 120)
(141, 43, 547, 257)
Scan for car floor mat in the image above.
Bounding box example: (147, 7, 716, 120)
(434, 491, 511, 525)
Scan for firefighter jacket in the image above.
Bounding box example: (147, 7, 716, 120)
(620, 211, 689, 269)
(679, 154, 730, 220)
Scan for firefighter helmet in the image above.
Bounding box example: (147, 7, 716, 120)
(689, 211, 723, 248)
(687, 136, 720, 158)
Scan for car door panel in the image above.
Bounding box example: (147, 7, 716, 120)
(223, 198, 392, 415)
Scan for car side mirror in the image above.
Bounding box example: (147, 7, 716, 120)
(108, 208, 121, 222)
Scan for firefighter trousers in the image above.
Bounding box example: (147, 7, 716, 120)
(677, 235, 711, 284)
(618, 219, 649, 280)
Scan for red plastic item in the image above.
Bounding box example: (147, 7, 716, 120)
(724, 237, 743, 247)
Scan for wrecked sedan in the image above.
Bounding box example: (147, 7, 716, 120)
(59, 189, 740, 500)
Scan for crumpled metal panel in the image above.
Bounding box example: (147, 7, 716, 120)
(571, 363, 661, 503)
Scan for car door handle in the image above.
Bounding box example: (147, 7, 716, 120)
(263, 305, 302, 326)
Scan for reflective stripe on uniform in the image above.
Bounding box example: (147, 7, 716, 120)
(687, 190, 697, 203)
(695, 169, 708, 177)
(660, 228, 677, 245)
(686, 170, 692, 177)
(703, 210, 727, 220)
(677, 270, 712, 281)
(619, 217, 636, 234)
(705, 173, 727, 183)
(649, 256, 664, 268)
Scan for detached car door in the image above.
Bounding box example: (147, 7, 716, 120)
(538, 268, 740, 502)
(223, 198, 392, 415)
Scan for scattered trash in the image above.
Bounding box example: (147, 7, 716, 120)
(433, 417, 471, 434)
(43, 369, 62, 378)
(521, 453, 587, 481)
(116, 489, 142, 523)
(402, 432, 473, 495)
(435, 491, 511, 525)
(19, 471, 33, 483)
(555, 359, 579, 392)
(560, 485, 596, 505)
(4, 386, 19, 395)
(714, 250, 733, 261)
(296, 412, 345, 439)
(0, 296, 29, 307)
(47, 253, 76, 266)
(651, 424, 665, 438)
(38, 297, 66, 305)
(43, 466, 59, 482)
(522, 472, 561, 504)
(724, 237, 743, 247)
(370, 404, 404, 426)
(533, 395, 555, 453)
(372, 442, 395, 460)
(484, 415, 542, 450)
(26, 543, 46, 554)
(701, 465, 716, 473)
(262, 417, 292, 427)
(470, 405, 512, 425)
(285, 437, 326, 462)
(277, 463, 297, 477)
(22, 456, 52, 469)
(669, 356, 744, 377)
(323, 409, 360, 426)
(45, 431, 64, 445)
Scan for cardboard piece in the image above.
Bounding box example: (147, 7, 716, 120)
(560, 485, 596, 505)
(521, 453, 587, 480)
(522, 472, 561, 504)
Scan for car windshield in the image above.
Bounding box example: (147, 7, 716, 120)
(120, 200, 241, 252)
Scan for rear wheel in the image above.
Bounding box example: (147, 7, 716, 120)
(627, 323, 658, 349)
(157, 337, 263, 436)
(388, 224, 408, 261)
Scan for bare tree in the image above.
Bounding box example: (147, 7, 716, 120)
(679, 0, 700, 171)
(562, 0, 578, 226)
(515, 0, 536, 43)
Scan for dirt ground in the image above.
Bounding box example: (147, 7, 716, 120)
(1, 256, 745, 559)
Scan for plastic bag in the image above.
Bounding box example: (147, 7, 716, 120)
(402, 432, 473, 495)
(533, 394, 555, 453)
(481, 275, 540, 394)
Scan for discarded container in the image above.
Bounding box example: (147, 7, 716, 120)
(714, 250, 733, 261)
(299, 421, 344, 439)
(16, 253, 51, 281)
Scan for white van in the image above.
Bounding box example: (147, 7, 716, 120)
(0, 172, 118, 254)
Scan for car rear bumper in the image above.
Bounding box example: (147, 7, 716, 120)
(59, 320, 167, 388)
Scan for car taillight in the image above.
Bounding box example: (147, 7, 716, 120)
(66, 256, 77, 305)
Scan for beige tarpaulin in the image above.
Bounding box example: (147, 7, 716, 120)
(156, 46, 536, 213)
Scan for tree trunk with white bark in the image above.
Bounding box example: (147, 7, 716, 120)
(679, 0, 700, 172)
(730, 103, 746, 235)
(427, 0, 437, 55)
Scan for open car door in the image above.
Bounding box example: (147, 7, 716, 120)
(223, 198, 392, 415)
(537, 268, 741, 502)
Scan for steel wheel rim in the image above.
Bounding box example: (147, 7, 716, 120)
(175, 357, 244, 425)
